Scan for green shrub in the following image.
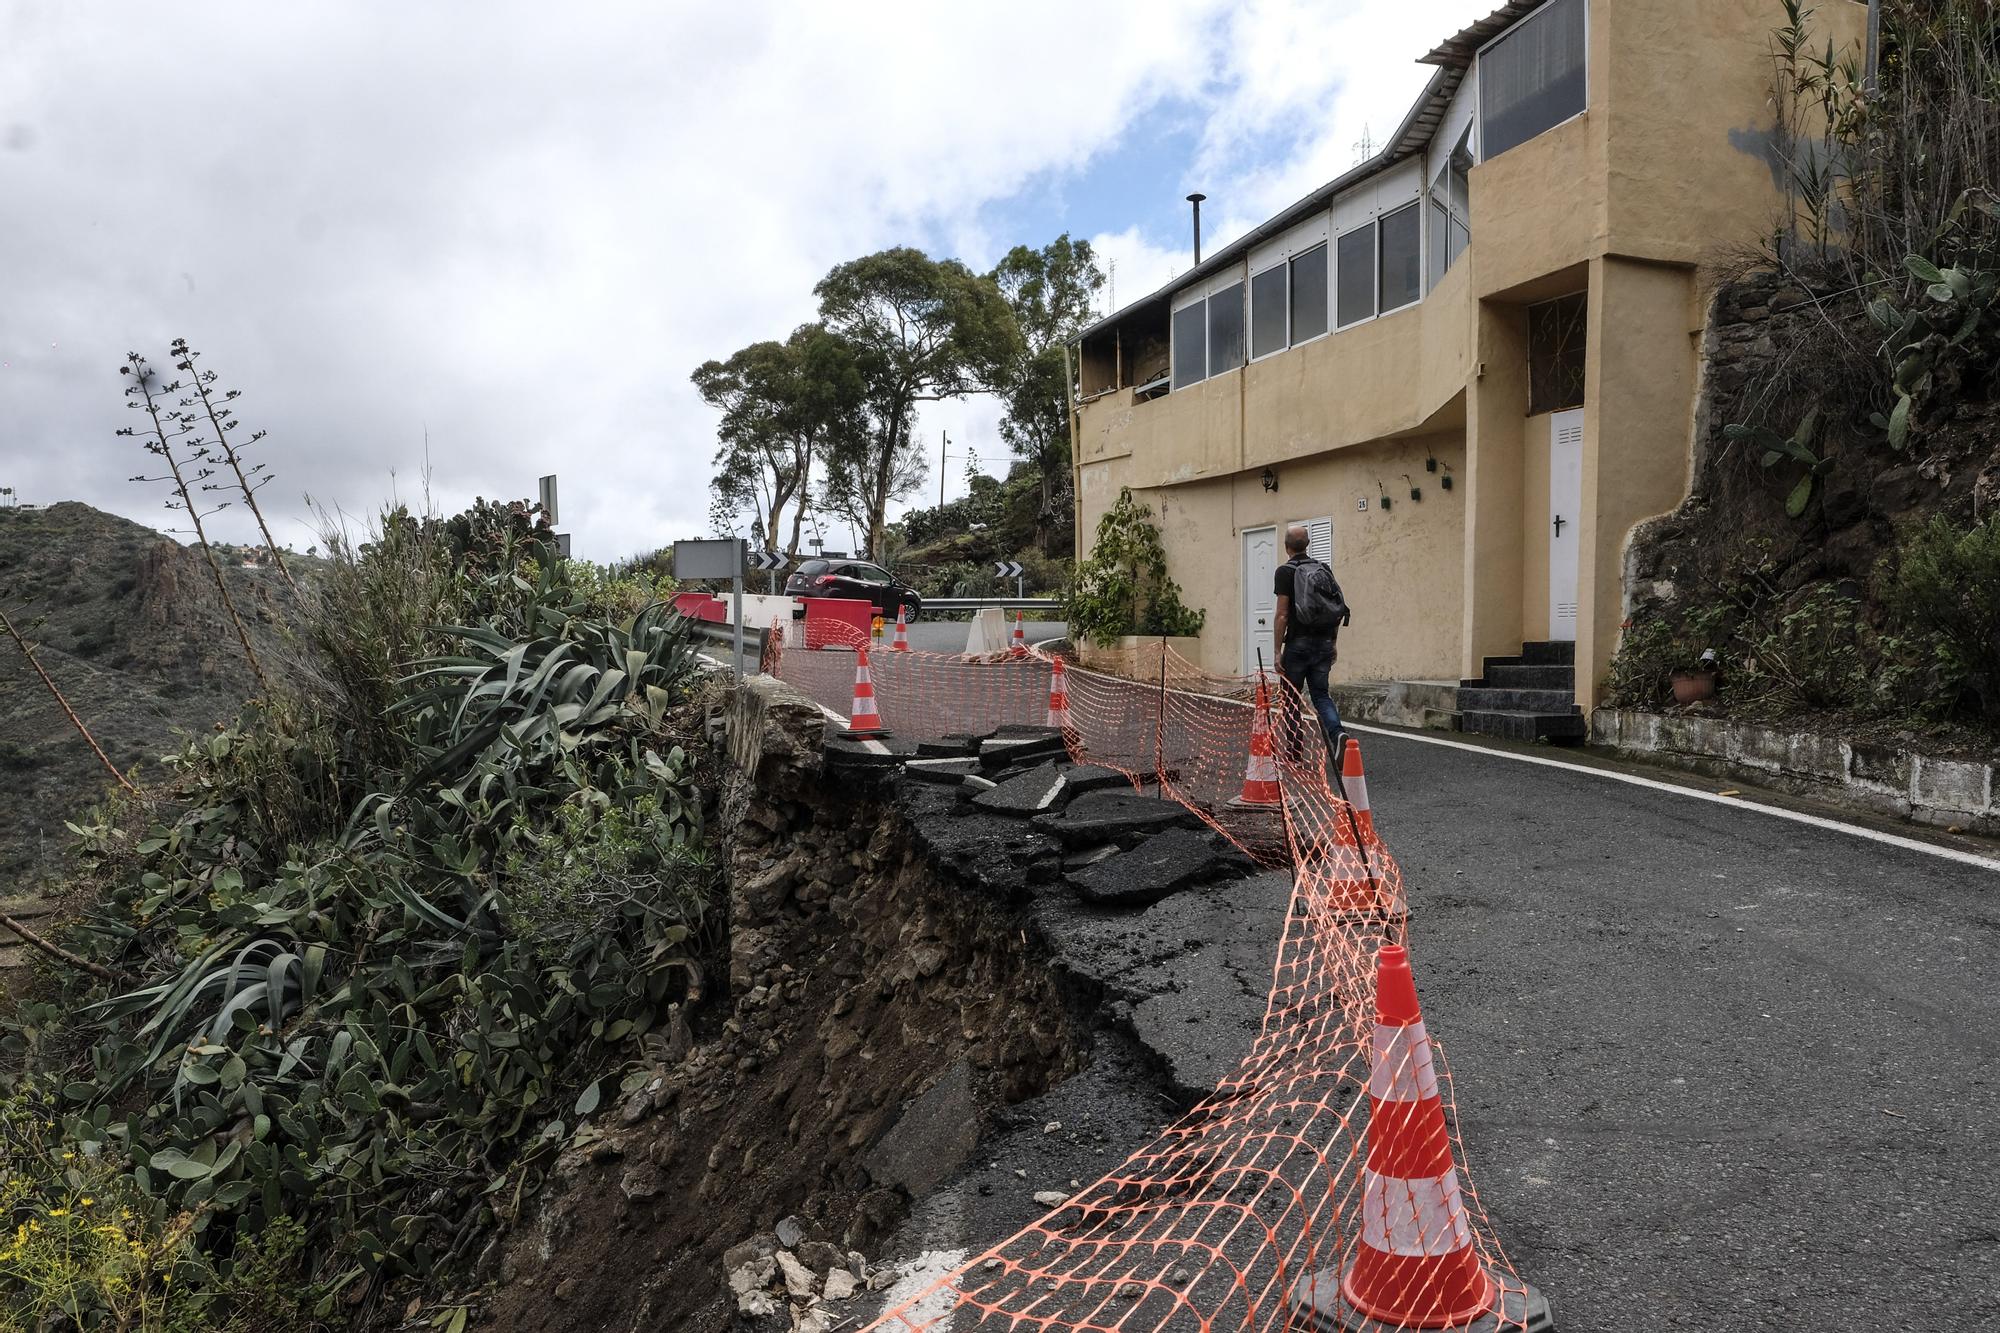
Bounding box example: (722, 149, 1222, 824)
(1062, 489, 1205, 647)
(1739, 584, 1870, 711)
(1888, 513, 2000, 719)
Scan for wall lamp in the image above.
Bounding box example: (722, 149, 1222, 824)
(1260, 467, 1279, 493)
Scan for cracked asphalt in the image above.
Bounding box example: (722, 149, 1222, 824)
(869, 727, 2000, 1332)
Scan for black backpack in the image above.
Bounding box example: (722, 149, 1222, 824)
(1290, 559, 1351, 632)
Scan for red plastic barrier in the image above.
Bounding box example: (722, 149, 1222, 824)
(671, 592, 726, 623)
(800, 596, 872, 649)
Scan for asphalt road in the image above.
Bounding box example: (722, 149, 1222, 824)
(869, 725, 2000, 1331)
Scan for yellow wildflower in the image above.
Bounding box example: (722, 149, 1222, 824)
(48, 1209, 66, 1218)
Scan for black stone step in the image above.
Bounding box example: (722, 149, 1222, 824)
(1517, 640, 1576, 666)
(1482, 663, 1575, 691)
(1459, 708, 1587, 744)
(1457, 686, 1579, 713)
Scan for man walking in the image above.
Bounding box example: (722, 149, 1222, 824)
(1272, 524, 1348, 764)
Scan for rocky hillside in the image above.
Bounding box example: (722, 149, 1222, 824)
(0, 502, 291, 887)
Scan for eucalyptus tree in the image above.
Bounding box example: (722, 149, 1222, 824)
(814, 247, 1021, 558)
(693, 322, 865, 560)
(990, 234, 1105, 554)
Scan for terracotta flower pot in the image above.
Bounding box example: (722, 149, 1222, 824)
(1670, 669, 1718, 705)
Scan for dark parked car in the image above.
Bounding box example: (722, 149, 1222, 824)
(784, 558, 922, 620)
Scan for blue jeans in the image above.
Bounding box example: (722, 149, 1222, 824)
(1280, 636, 1344, 764)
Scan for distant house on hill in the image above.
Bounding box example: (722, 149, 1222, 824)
(1068, 0, 1864, 737)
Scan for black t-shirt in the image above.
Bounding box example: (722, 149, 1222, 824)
(1275, 554, 1334, 644)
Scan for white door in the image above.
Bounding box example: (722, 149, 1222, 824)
(1548, 408, 1584, 641)
(1242, 526, 1278, 676)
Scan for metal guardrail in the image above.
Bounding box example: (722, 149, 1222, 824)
(689, 618, 769, 663)
(923, 597, 1062, 613)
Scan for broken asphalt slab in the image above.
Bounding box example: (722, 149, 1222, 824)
(1066, 826, 1254, 908)
(902, 756, 981, 786)
(971, 763, 1070, 816)
(1031, 789, 1199, 849)
(898, 782, 1062, 902)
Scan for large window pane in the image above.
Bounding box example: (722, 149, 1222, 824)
(1336, 224, 1376, 327)
(1207, 282, 1245, 376)
(1171, 302, 1206, 390)
(1379, 204, 1422, 311)
(1290, 244, 1328, 343)
(1250, 265, 1288, 359)
(1479, 0, 1586, 159)
(1430, 201, 1451, 288)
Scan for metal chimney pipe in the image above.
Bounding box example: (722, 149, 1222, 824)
(1186, 192, 1207, 265)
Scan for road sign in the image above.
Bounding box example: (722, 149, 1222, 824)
(674, 539, 748, 678)
(992, 560, 1024, 579)
(673, 538, 743, 580)
(746, 549, 789, 572)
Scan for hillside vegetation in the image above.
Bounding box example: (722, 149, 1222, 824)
(1, 501, 713, 1330)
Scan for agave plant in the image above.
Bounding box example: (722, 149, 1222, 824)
(53, 579, 714, 1298)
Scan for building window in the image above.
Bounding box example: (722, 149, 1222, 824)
(1290, 243, 1328, 342)
(1479, 0, 1587, 160)
(1528, 291, 1587, 414)
(1378, 204, 1422, 312)
(1171, 283, 1248, 390)
(1428, 149, 1472, 289)
(1171, 302, 1206, 390)
(1207, 282, 1246, 378)
(1335, 224, 1376, 328)
(1250, 264, 1288, 359)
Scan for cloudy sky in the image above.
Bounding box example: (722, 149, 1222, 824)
(1, 0, 1490, 562)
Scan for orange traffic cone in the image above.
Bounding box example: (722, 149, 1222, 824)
(1229, 677, 1282, 807)
(1046, 656, 1072, 730)
(1010, 611, 1027, 658)
(846, 645, 887, 738)
(1341, 736, 1376, 845)
(1288, 944, 1553, 1331)
(891, 603, 910, 652)
(1322, 736, 1396, 917)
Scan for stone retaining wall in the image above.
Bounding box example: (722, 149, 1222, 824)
(1592, 708, 1999, 836)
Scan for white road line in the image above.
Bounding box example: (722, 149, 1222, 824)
(1345, 720, 2000, 873)
(814, 702, 891, 755)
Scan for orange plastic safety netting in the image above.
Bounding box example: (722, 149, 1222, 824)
(770, 624, 1540, 1331)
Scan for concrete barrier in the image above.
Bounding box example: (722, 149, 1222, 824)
(965, 608, 1007, 654)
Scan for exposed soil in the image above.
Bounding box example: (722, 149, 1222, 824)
(475, 707, 1085, 1333)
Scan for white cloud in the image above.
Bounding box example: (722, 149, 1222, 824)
(0, 0, 1497, 560)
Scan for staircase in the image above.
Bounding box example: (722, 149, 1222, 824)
(1458, 641, 1586, 743)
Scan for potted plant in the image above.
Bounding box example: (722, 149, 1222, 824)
(1670, 648, 1721, 704)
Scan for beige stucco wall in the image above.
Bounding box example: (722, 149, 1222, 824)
(1081, 432, 1466, 683)
(1078, 258, 1476, 496)
(1521, 412, 1554, 641)
(1576, 255, 1700, 709)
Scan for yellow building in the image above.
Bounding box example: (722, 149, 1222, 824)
(1070, 0, 1863, 739)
